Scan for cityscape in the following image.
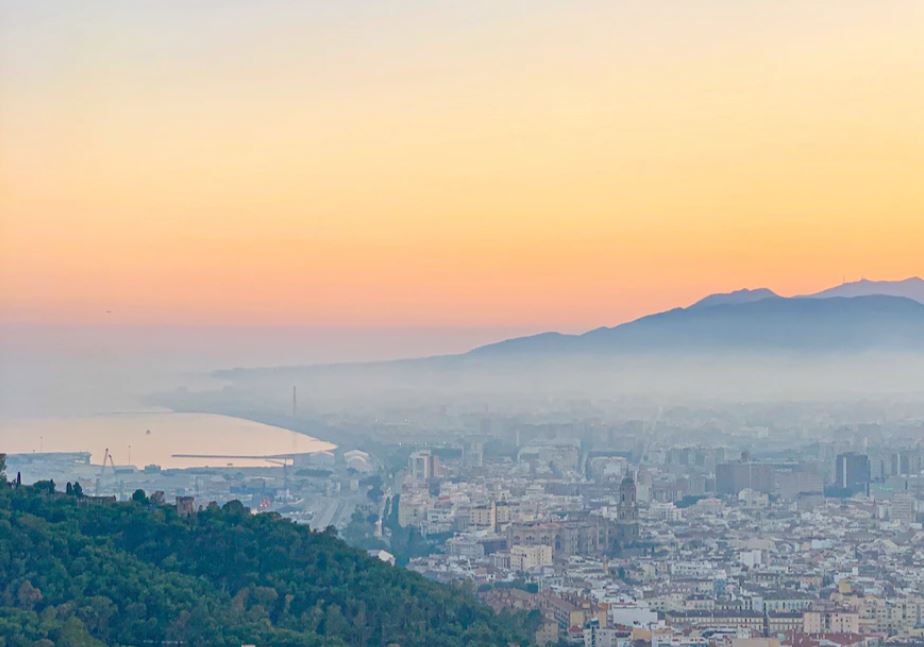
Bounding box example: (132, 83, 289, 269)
(6, 393, 924, 647)
(2, 1, 923, 645)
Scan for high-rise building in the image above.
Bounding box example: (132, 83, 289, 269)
(462, 440, 484, 468)
(773, 466, 824, 499)
(835, 452, 870, 494)
(408, 450, 440, 481)
(889, 448, 923, 476)
(716, 462, 773, 495)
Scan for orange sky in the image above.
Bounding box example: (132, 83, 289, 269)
(2, 1, 922, 331)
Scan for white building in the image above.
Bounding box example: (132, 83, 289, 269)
(510, 544, 553, 571)
(609, 602, 659, 629)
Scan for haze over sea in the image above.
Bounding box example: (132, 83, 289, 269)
(0, 324, 526, 465)
(0, 323, 536, 418)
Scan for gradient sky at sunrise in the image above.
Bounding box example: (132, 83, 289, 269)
(2, 0, 923, 332)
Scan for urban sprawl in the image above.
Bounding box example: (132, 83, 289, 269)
(8, 407, 924, 647)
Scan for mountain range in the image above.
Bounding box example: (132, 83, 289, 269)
(467, 277, 924, 357)
(209, 277, 924, 400)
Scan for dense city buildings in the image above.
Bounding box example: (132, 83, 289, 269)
(381, 407, 924, 647)
(6, 400, 924, 646)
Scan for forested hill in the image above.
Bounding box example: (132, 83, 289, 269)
(0, 483, 537, 647)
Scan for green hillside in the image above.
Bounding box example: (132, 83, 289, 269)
(0, 480, 537, 646)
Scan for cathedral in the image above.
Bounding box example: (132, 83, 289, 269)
(612, 475, 640, 549)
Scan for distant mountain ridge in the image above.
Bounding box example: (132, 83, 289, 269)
(805, 277, 924, 303)
(212, 277, 924, 384)
(468, 277, 924, 357)
(469, 294, 924, 357)
(688, 287, 780, 309)
(200, 276, 924, 404)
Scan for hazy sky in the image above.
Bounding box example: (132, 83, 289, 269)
(2, 0, 923, 332)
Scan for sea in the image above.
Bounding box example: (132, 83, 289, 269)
(0, 411, 335, 469)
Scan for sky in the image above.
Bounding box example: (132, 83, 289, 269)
(2, 0, 923, 336)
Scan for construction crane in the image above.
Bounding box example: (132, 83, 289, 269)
(100, 448, 116, 474)
(95, 448, 117, 495)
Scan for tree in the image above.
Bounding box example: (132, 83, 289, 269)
(131, 489, 148, 504)
(0, 453, 6, 483)
(33, 479, 55, 494)
(323, 603, 350, 638)
(55, 616, 104, 647)
(66, 482, 74, 495)
(222, 499, 249, 517)
(73, 481, 83, 497)
(17, 581, 43, 610)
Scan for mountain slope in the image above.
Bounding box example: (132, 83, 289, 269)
(471, 295, 924, 357)
(688, 287, 780, 309)
(0, 484, 536, 647)
(806, 277, 924, 304)
(202, 285, 924, 405)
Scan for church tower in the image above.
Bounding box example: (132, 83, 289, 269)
(617, 475, 638, 522)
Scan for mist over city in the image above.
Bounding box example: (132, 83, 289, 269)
(2, 2, 923, 647)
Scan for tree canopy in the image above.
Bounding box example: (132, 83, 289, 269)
(0, 484, 535, 646)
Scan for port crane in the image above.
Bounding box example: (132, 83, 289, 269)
(95, 448, 118, 496)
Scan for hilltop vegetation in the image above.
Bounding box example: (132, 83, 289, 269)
(0, 479, 537, 646)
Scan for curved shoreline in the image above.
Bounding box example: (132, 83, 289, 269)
(0, 411, 336, 469)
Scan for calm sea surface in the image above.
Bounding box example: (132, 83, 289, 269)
(0, 411, 335, 468)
